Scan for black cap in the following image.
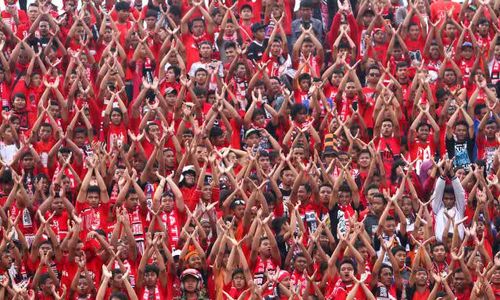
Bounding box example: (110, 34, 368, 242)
(251, 22, 266, 33)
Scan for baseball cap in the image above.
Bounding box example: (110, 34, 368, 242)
(462, 41, 473, 48)
(245, 128, 261, 138)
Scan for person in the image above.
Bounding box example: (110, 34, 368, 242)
(431, 159, 466, 242)
(0, 0, 496, 299)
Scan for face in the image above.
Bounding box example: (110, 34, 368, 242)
(492, 269, 500, 284)
(188, 254, 202, 269)
(245, 133, 259, 147)
(383, 220, 396, 236)
(331, 73, 343, 86)
(373, 30, 385, 43)
(144, 271, 158, 287)
(453, 272, 465, 290)
(301, 41, 313, 55)
(225, 47, 236, 61)
(338, 191, 351, 206)
(319, 186, 332, 205)
(417, 125, 430, 141)
(125, 193, 139, 210)
(484, 123, 497, 139)
(148, 124, 160, 140)
(39, 21, 50, 35)
(429, 45, 440, 59)
(345, 82, 356, 97)
(12, 97, 26, 110)
(22, 155, 34, 169)
(50, 197, 65, 214)
(39, 126, 52, 140)
(0, 252, 11, 268)
(118, 9, 130, 21)
(462, 47, 473, 59)
(240, 8, 252, 19)
(87, 192, 100, 208)
(232, 204, 245, 219)
(199, 44, 212, 58)
(183, 172, 195, 186)
(432, 245, 446, 262)
(232, 273, 246, 289)
(380, 267, 393, 286)
(270, 41, 282, 56)
(77, 277, 89, 295)
(294, 256, 307, 272)
(183, 276, 198, 292)
(254, 28, 266, 40)
(110, 111, 122, 125)
(28, 6, 39, 22)
(195, 70, 207, 84)
(394, 251, 406, 268)
(381, 121, 394, 137)
(409, 25, 420, 39)
(42, 278, 54, 294)
(400, 197, 413, 216)
(339, 263, 354, 282)
(164, 150, 175, 167)
(445, 23, 457, 38)
(300, 7, 312, 20)
(454, 124, 468, 141)
(371, 197, 385, 215)
(415, 270, 428, 286)
(396, 66, 408, 80)
(292, 148, 305, 162)
(358, 152, 371, 168)
(145, 16, 156, 28)
(281, 170, 295, 186)
(191, 20, 205, 36)
(444, 70, 456, 84)
(259, 239, 271, 257)
(367, 69, 381, 84)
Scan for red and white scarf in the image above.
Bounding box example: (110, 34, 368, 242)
(143, 286, 161, 300)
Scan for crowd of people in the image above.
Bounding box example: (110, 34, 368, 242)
(0, 0, 498, 299)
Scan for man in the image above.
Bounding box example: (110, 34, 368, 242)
(247, 23, 268, 62)
(290, 0, 323, 47)
(431, 159, 466, 242)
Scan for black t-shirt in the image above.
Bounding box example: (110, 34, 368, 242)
(247, 39, 268, 61)
(445, 135, 475, 169)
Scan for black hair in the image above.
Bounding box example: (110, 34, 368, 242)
(379, 264, 394, 275)
(115, 1, 131, 11)
(232, 268, 245, 279)
(290, 103, 307, 120)
(189, 17, 205, 31)
(145, 264, 160, 276)
(338, 183, 352, 194)
(271, 217, 287, 234)
(474, 103, 487, 115)
(224, 41, 237, 50)
(416, 121, 431, 131)
(110, 292, 129, 300)
(300, 0, 314, 9)
(338, 259, 357, 274)
(431, 241, 446, 252)
(39, 273, 52, 285)
(364, 183, 379, 195)
(168, 5, 181, 18)
(390, 159, 406, 183)
(391, 245, 406, 256)
(87, 185, 101, 194)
